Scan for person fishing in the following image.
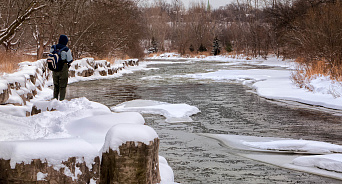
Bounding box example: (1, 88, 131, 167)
(48, 35, 73, 101)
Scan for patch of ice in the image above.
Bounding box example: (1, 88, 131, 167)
(141, 75, 164, 80)
(111, 99, 200, 123)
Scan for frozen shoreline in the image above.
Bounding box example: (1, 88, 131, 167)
(148, 53, 342, 111)
(1, 53, 342, 182)
(0, 58, 177, 183)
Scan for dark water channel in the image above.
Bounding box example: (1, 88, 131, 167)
(67, 60, 342, 183)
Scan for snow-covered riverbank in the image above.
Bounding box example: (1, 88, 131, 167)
(0, 58, 177, 183)
(1, 53, 342, 182)
(149, 53, 342, 110)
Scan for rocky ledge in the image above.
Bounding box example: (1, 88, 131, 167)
(0, 58, 139, 116)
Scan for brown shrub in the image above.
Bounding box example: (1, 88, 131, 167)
(0, 51, 34, 73)
(291, 58, 342, 91)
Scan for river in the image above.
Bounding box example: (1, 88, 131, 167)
(67, 59, 342, 183)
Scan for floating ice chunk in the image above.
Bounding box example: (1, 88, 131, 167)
(111, 99, 200, 123)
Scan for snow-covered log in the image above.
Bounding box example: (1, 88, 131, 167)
(0, 138, 100, 183)
(100, 124, 161, 184)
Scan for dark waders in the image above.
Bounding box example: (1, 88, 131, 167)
(53, 63, 68, 100)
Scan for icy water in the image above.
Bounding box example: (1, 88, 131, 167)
(67, 59, 342, 183)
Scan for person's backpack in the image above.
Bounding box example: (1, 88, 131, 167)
(47, 45, 67, 71)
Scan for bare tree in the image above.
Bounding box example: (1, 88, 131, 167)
(0, 1, 45, 51)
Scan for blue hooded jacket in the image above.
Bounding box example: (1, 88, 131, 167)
(51, 35, 73, 63)
(57, 35, 68, 48)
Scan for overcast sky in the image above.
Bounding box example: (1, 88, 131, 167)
(177, 0, 235, 8)
(143, 0, 237, 9)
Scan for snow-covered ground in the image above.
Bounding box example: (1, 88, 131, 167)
(0, 58, 177, 183)
(1, 53, 342, 181)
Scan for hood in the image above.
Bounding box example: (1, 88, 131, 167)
(58, 35, 68, 46)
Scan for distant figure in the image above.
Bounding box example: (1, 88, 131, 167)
(50, 35, 73, 101)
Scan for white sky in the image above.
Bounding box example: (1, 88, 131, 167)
(177, 0, 235, 8)
(143, 0, 237, 9)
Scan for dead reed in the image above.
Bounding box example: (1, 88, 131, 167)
(291, 58, 342, 92)
(0, 51, 34, 74)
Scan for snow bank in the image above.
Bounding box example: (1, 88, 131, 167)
(242, 139, 342, 154)
(204, 133, 342, 179)
(1, 59, 48, 106)
(0, 57, 140, 114)
(101, 124, 158, 154)
(0, 57, 176, 183)
(0, 97, 174, 183)
(0, 97, 112, 141)
(68, 58, 142, 83)
(66, 112, 145, 150)
(173, 55, 342, 110)
(293, 154, 342, 173)
(159, 156, 177, 184)
(0, 138, 98, 169)
(111, 99, 200, 123)
(204, 134, 342, 155)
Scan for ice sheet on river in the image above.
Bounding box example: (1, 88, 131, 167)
(111, 99, 200, 123)
(203, 134, 342, 180)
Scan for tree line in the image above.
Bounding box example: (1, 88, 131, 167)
(0, 0, 146, 59)
(1, 0, 342, 72)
